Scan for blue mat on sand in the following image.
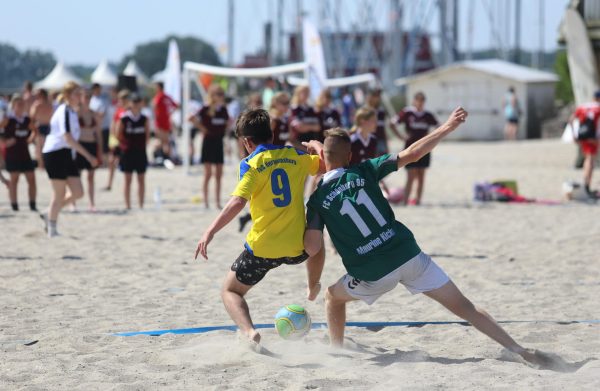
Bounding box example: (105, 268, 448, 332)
(113, 319, 600, 337)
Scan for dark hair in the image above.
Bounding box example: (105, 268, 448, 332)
(367, 88, 382, 97)
(414, 91, 426, 101)
(37, 88, 48, 98)
(236, 109, 273, 144)
(92, 83, 101, 90)
(155, 82, 164, 90)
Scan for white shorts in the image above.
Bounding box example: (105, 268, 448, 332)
(340, 252, 449, 305)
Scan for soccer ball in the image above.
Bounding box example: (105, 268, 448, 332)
(274, 304, 311, 340)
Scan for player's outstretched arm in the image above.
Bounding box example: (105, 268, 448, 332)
(304, 229, 324, 257)
(195, 196, 247, 260)
(397, 107, 467, 169)
(302, 140, 326, 173)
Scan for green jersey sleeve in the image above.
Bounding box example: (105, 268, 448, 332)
(364, 154, 399, 181)
(306, 202, 324, 231)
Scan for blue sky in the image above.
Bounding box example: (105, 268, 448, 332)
(1, 0, 569, 66)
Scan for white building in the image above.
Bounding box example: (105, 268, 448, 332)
(395, 59, 558, 140)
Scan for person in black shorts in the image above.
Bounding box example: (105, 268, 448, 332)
(0, 95, 37, 211)
(393, 92, 439, 205)
(41, 82, 98, 238)
(76, 90, 102, 211)
(117, 93, 149, 209)
(189, 84, 231, 209)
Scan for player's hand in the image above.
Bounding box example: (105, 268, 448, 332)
(89, 156, 99, 168)
(195, 231, 214, 260)
(446, 107, 468, 130)
(302, 140, 323, 155)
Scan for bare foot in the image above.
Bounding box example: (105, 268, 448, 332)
(238, 329, 262, 352)
(307, 282, 321, 301)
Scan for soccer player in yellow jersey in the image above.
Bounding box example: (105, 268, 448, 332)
(195, 109, 325, 346)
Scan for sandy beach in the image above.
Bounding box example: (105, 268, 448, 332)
(1, 138, 599, 390)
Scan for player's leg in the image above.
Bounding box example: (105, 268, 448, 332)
(87, 169, 95, 210)
(221, 271, 259, 343)
(424, 280, 527, 355)
(404, 168, 415, 205)
(105, 151, 116, 190)
(25, 170, 37, 211)
(215, 163, 223, 209)
(415, 168, 426, 205)
(8, 172, 19, 210)
(62, 176, 84, 208)
(36, 135, 45, 169)
(137, 172, 145, 209)
(325, 280, 358, 347)
(123, 173, 132, 210)
(203, 163, 213, 209)
(583, 152, 594, 194)
(47, 179, 67, 236)
(306, 241, 325, 301)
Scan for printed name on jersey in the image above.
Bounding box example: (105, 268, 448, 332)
(322, 178, 366, 209)
(356, 227, 396, 255)
(255, 157, 297, 173)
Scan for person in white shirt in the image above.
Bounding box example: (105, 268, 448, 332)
(40, 82, 98, 238)
(89, 83, 110, 163)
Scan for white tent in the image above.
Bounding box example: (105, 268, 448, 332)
(91, 59, 117, 86)
(35, 62, 83, 90)
(123, 60, 149, 86)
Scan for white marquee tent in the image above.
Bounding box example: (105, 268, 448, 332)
(35, 62, 83, 90)
(91, 59, 117, 86)
(123, 60, 149, 86)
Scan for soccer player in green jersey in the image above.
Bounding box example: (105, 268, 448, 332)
(302, 107, 548, 366)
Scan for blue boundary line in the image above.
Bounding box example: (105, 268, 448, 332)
(113, 319, 600, 337)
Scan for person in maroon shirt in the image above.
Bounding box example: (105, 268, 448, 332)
(0, 95, 37, 211)
(349, 107, 378, 166)
(269, 92, 291, 146)
(394, 92, 439, 205)
(189, 84, 231, 209)
(289, 86, 320, 150)
(315, 89, 341, 140)
(117, 94, 149, 210)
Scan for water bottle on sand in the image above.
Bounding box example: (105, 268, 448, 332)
(153, 186, 162, 210)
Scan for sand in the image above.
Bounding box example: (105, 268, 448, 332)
(1, 139, 599, 390)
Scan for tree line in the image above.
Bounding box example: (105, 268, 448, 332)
(0, 35, 221, 90)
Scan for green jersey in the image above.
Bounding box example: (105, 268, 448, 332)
(306, 154, 421, 280)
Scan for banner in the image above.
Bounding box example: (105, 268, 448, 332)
(165, 39, 182, 104)
(302, 19, 327, 101)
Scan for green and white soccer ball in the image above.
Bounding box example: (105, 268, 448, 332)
(274, 304, 311, 340)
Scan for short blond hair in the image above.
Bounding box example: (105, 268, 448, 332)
(62, 81, 80, 97)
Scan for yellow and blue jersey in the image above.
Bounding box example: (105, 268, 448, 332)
(232, 144, 320, 258)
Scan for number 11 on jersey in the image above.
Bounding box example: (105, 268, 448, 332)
(339, 189, 386, 237)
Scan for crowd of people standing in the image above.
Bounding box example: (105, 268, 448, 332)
(0, 77, 448, 238)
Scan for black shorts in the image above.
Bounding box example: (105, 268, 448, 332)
(201, 137, 224, 164)
(38, 124, 51, 136)
(190, 127, 199, 139)
(507, 118, 519, 125)
(43, 148, 79, 179)
(5, 159, 35, 172)
(76, 142, 98, 170)
(406, 152, 431, 169)
(231, 249, 309, 286)
(120, 149, 148, 173)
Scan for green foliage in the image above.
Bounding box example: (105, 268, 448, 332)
(0, 43, 55, 89)
(119, 35, 222, 77)
(554, 50, 574, 104)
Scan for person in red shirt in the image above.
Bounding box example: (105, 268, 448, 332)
(394, 92, 439, 205)
(569, 91, 600, 197)
(349, 107, 378, 166)
(152, 82, 178, 161)
(315, 89, 341, 141)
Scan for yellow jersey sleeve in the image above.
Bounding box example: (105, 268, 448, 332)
(232, 164, 261, 200)
(301, 154, 320, 176)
